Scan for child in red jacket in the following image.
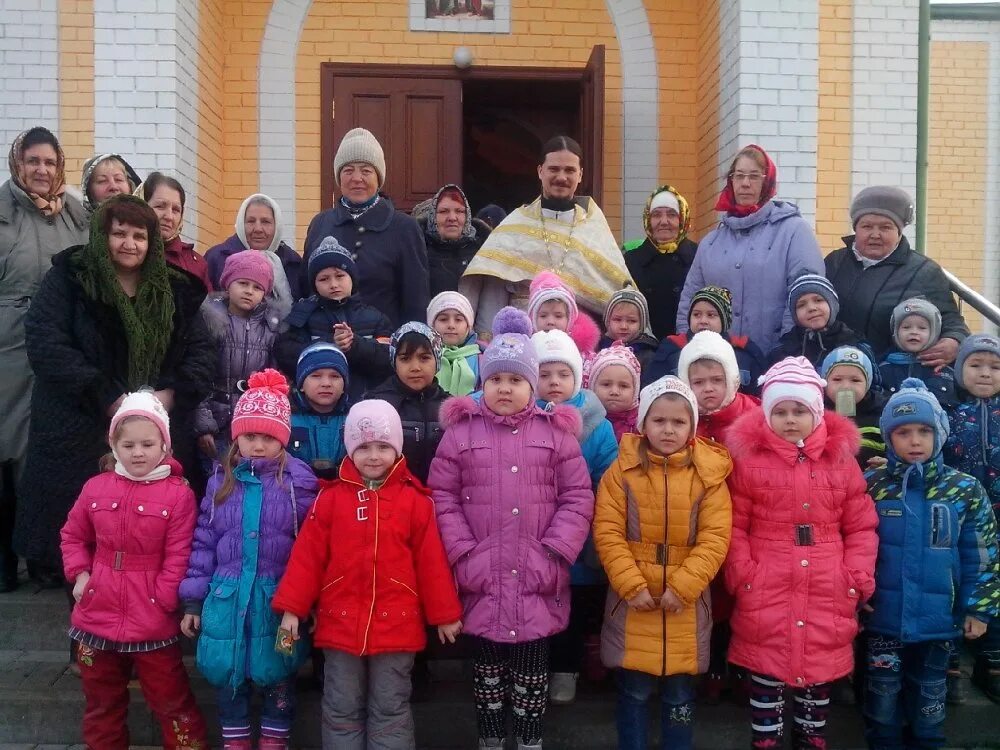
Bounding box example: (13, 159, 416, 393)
(60, 392, 208, 750)
(273, 399, 462, 749)
(725, 357, 878, 750)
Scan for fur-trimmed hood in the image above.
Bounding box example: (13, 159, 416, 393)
(727, 406, 861, 465)
(440, 394, 582, 438)
(569, 311, 602, 354)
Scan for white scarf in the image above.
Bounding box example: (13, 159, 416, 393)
(112, 447, 172, 482)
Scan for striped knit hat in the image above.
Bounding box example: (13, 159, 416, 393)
(604, 288, 652, 337)
(589, 344, 642, 408)
(787, 273, 840, 323)
(689, 286, 733, 332)
(760, 356, 827, 430)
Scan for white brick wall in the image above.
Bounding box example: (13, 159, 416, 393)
(0, 0, 60, 177)
(851, 0, 919, 242)
(93, 0, 201, 244)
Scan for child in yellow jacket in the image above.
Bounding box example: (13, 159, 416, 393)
(594, 375, 733, 750)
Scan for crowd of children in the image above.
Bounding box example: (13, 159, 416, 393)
(57, 253, 1000, 750)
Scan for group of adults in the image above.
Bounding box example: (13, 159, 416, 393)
(0, 125, 968, 595)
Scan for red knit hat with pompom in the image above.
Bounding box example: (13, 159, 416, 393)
(230, 368, 292, 446)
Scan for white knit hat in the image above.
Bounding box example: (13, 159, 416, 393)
(677, 330, 740, 411)
(334, 128, 386, 187)
(532, 330, 583, 398)
(649, 190, 680, 214)
(427, 290, 475, 330)
(638, 376, 699, 434)
(109, 391, 171, 450)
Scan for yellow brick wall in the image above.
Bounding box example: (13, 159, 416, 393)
(928, 39, 989, 332)
(58, 0, 94, 181)
(194, 0, 227, 248)
(816, 0, 852, 253)
(294, 0, 625, 244)
(694, 0, 721, 239)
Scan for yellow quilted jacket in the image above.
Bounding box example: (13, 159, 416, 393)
(594, 434, 732, 676)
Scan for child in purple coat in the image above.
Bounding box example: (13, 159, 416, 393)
(428, 307, 595, 750)
(179, 369, 318, 750)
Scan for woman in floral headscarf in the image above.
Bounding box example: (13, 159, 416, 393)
(0, 127, 88, 591)
(675, 144, 823, 355)
(623, 184, 698, 339)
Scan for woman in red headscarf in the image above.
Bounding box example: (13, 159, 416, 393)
(674, 145, 823, 356)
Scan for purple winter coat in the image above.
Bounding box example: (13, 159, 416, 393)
(179, 455, 318, 612)
(429, 396, 594, 643)
(675, 200, 824, 355)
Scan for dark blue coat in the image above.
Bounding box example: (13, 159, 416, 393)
(642, 330, 767, 393)
(879, 351, 957, 408)
(945, 394, 1000, 515)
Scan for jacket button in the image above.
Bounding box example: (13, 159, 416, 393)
(512, 429, 518, 435)
(509, 629, 517, 637)
(796, 620, 804, 627)
(91, 502, 97, 509)
(735, 263, 742, 269)
(744, 583, 751, 591)
(216, 587, 223, 595)
(800, 559, 809, 567)
(512, 508, 519, 516)
(511, 466, 518, 473)
(88, 589, 94, 595)
(849, 588, 857, 596)
(355, 241, 362, 248)
(796, 677, 804, 685)
(358, 227, 365, 234)
(111, 503, 118, 509)
(802, 503, 810, 510)
(249, 531, 258, 539)
(161, 510, 168, 517)
(137, 505, 144, 512)
(150, 597, 156, 603)
(382, 612, 388, 617)
(511, 569, 518, 576)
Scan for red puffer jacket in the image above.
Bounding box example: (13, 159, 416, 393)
(724, 408, 878, 687)
(272, 456, 462, 656)
(60, 460, 197, 643)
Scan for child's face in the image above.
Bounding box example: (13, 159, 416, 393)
(795, 293, 831, 331)
(433, 310, 471, 346)
(643, 396, 693, 456)
(114, 419, 166, 478)
(606, 302, 642, 342)
(227, 278, 266, 316)
(396, 346, 437, 392)
(537, 363, 576, 404)
(483, 373, 533, 415)
(687, 359, 727, 414)
(890, 423, 935, 464)
(301, 369, 344, 413)
(592, 364, 636, 414)
(536, 300, 570, 332)
(824, 365, 868, 404)
(352, 441, 398, 481)
(962, 352, 1000, 399)
(237, 432, 283, 459)
(689, 301, 723, 333)
(768, 400, 815, 444)
(898, 315, 931, 353)
(314, 267, 353, 301)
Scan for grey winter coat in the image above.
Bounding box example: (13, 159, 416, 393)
(0, 180, 88, 466)
(675, 200, 824, 355)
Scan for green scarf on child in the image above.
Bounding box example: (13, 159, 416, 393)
(437, 343, 481, 396)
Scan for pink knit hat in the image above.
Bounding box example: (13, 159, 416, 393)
(760, 356, 827, 429)
(231, 368, 291, 446)
(220, 250, 274, 295)
(344, 399, 403, 457)
(527, 271, 579, 329)
(588, 345, 641, 408)
(109, 391, 171, 450)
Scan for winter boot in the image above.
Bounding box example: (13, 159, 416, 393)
(946, 669, 967, 705)
(701, 673, 725, 705)
(972, 659, 1000, 703)
(478, 738, 504, 748)
(516, 741, 542, 750)
(548, 672, 578, 704)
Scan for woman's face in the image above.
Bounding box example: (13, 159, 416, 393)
(244, 202, 276, 251)
(854, 214, 901, 260)
(338, 162, 379, 204)
(108, 219, 149, 273)
(538, 149, 582, 201)
(436, 195, 468, 241)
(148, 185, 183, 240)
(649, 207, 680, 244)
(21, 143, 59, 196)
(89, 160, 130, 204)
(731, 155, 766, 207)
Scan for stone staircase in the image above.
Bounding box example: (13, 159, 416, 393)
(1, 586, 997, 749)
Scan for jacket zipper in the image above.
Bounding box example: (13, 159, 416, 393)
(360, 490, 379, 655)
(662, 463, 668, 677)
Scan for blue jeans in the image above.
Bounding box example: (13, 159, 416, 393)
(864, 636, 951, 750)
(216, 678, 295, 740)
(616, 670, 694, 750)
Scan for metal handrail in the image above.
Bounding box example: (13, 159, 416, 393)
(944, 269, 1000, 328)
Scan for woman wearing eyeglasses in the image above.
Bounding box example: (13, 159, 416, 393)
(675, 144, 824, 355)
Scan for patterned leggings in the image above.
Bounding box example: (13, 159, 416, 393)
(749, 672, 831, 750)
(472, 637, 549, 745)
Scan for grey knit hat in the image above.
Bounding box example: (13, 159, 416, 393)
(954, 334, 1000, 390)
(334, 128, 386, 187)
(787, 273, 840, 324)
(604, 287, 652, 336)
(850, 186, 914, 231)
(890, 297, 941, 352)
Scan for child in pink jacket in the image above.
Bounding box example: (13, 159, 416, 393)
(60, 392, 207, 750)
(428, 307, 594, 750)
(724, 357, 878, 750)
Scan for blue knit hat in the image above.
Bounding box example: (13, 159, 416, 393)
(296, 341, 350, 390)
(308, 235, 357, 291)
(954, 334, 1000, 391)
(787, 273, 840, 323)
(880, 377, 950, 459)
(820, 346, 874, 391)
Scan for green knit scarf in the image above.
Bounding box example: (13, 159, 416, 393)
(73, 197, 176, 390)
(436, 343, 481, 396)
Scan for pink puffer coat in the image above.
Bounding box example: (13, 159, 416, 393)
(61, 459, 197, 643)
(724, 409, 878, 687)
(429, 396, 594, 643)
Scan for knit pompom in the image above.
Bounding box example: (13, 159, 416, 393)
(492, 306, 533, 337)
(529, 270, 566, 296)
(247, 367, 289, 395)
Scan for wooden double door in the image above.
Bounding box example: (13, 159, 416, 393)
(320, 46, 605, 213)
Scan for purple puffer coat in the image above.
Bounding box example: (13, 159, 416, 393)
(429, 396, 594, 643)
(675, 200, 824, 355)
(179, 455, 318, 612)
